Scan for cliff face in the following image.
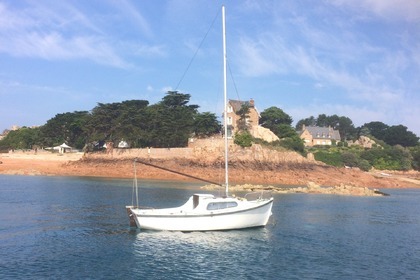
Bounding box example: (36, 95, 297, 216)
(2, 145, 417, 189)
(64, 144, 416, 189)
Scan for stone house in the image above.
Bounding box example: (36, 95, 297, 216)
(298, 125, 341, 146)
(225, 99, 259, 137)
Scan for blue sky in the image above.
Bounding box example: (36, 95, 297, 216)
(1, 0, 419, 136)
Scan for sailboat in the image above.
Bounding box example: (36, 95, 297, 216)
(125, 6, 273, 231)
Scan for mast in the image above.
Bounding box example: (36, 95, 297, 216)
(222, 5, 229, 196)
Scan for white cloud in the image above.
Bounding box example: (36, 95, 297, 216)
(327, 0, 420, 22)
(0, 1, 161, 68)
(109, 0, 153, 38)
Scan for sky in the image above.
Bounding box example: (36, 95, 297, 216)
(1, 0, 419, 136)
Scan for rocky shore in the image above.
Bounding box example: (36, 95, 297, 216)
(201, 181, 389, 196)
(1, 147, 419, 197)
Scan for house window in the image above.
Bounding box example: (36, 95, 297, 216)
(227, 117, 232, 125)
(227, 106, 233, 113)
(227, 127, 233, 138)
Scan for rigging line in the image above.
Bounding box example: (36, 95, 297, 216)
(227, 61, 241, 101)
(175, 8, 221, 91)
(134, 158, 222, 187)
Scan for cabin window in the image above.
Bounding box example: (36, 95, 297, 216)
(207, 201, 238, 210)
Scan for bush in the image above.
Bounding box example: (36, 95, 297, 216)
(341, 152, 359, 167)
(361, 145, 413, 171)
(314, 151, 343, 167)
(358, 159, 372, 171)
(234, 131, 253, 148)
(278, 135, 305, 154)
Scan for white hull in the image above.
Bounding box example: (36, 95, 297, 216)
(126, 194, 273, 231)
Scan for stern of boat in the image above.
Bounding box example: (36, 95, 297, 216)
(125, 206, 138, 228)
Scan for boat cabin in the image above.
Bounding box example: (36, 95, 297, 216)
(192, 194, 239, 211)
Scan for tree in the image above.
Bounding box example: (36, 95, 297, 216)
(316, 114, 330, 127)
(382, 125, 419, 147)
(260, 107, 294, 137)
(115, 100, 150, 147)
(193, 112, 221, 138)
(85, 102, 122, 142)
(149, 91, 199, 147)
(337, 116, 357, 141)
(361, 121, 389, 140)
(260, 107, 293, 128)
(259, 106, 303, 153)
(236, 103, 251, 131)
(358, 126, 370, 137)
(41, 111, 90, 148)
(0, 127, 41, 150)
(295, 116, 316, 130)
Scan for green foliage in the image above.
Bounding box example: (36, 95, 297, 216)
(1, 91, 221, 150)
(361, 145, 413, 171)
(258, 106, 303, 153)
(0, 127, 41, 150)
(361, 121, 389, 140)
(260, 106, 293, 128)
(236, 103, 251, 131)
(310, 146, 373, 171)
(41, 111, 90, 149)
(234, 131, 253, 148)
(277, 134, 305, 154)
(360, 122, 418, 147)
(149, 91, 199, 147)
(314, 150, 343, 167)
(193, 112, 221, 138)
(341, 152, 359, 167)
(296, 116, 316, 129)
(409, 145, 420, 170)
(85, 100, 150, 146)
(383, 125, 419, 147)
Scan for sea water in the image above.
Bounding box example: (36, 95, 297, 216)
(0, 175, 419, 279)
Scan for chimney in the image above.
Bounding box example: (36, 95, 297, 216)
(249, 98, 255, 107)
(302, 124, 306, 130)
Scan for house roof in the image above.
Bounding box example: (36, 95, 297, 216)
(228, 99, 251, 112)
(300, 126, 341, 141)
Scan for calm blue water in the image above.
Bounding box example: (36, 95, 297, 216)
(1, 175, 419, 279)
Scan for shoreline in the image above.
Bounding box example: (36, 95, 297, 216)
(1, 151, 419, 191)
